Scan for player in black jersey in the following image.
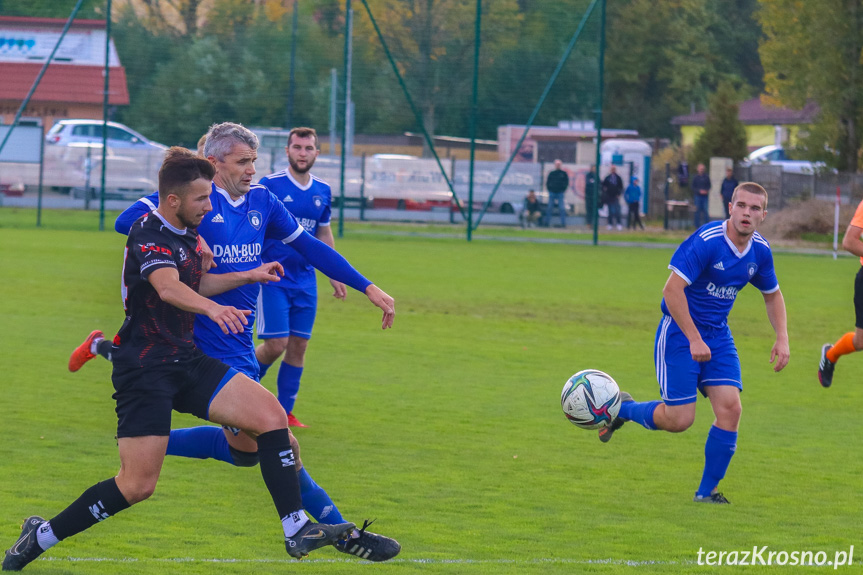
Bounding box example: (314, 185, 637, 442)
(2, 148, 354, 572)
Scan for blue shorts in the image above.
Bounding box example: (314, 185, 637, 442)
(256, 284, 317, 340)
(213, 350, 261, 382)
(654, 315, 742, 406)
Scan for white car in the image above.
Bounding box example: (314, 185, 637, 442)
(46, 120, 166, 150)
(743, 145, 824, 174)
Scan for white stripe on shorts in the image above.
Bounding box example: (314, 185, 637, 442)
(255, 285, 265, 337)
(656, 315, 672, 399)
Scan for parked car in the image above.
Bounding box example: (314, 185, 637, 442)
(45, 120, 167, 150)
(742, 145, 824, 174)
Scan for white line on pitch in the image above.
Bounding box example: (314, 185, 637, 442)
(42, 556, 692, 566)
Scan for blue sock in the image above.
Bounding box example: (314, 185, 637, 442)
(258, 361, 272, 380)
(696, 425, 738, 498)
(619, 400, 661, 430)
(277, 363, 303, 414)
(166, 426, 235, 465)
(298, 467, 345, 524)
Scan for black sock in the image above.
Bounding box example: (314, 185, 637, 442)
(256, 429, 304, 520)
(96, 340, 113, 361)
(49, 478, 130, 541)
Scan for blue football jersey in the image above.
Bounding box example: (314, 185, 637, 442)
(118, 184, 303, 358)
(194, 183, 302, 357)
(661, 221, 779, 329)
(259, 170, 332, 290)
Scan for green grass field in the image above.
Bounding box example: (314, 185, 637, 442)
(1, 208, 861, 574)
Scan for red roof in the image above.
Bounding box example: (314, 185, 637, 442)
(0, 62, 129, 105)
(671, 97, 819, 126)
(0, 16, 107, 30)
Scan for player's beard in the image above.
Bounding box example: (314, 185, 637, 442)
(177, 208, 204, 229)
(289, 155, 315, 174)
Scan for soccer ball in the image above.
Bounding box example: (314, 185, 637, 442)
(560, 369, 622, 429)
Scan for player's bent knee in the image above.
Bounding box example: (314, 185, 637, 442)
(665, 419, 694, 433)
(715, 403, 742, 427)
(264, 337, 289, 354)
(119, 479, 158, 504)
(663, 409, 695, 432)
(228, 446, 259, 467)
(255, 396, 290, 433)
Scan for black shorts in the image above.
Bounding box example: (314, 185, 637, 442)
(855, 267, 863, 329)
(112, 349, 238, 439)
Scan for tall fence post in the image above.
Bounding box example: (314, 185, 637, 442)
(466, 0, 481, 242)
(99, 0, 113, 232)
(591, 0, 607, 246)
(338, 0, 352, 239)
(663, 162, 670, 230)
(359, 153, 366, 221)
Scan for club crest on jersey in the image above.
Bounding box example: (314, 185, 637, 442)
(313, 195, 323, 208)
(747, 262, 758, 277)
(248, 210, 263, 230)
(177, 247, 188, 261)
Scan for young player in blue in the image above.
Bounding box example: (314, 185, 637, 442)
(254, 127, 343, 428)
(70, 123, 400, 561)
(599, 183, 790, 504)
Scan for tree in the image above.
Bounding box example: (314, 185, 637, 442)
(604, 0, 763, 138)
(759, 0, 863, 171)
(690, 82, 749, 167)
(356, 0, 521, 154)
(479, 0, 600, 139)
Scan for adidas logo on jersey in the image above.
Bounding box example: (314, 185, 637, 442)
(211, 214, 225, 223)
(283, 195, 293, 202)
(713, 261, 725, 270)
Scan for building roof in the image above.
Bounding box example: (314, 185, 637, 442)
(671, 97, 819, 126)
(0, 16, 109, 30)
(0, 62, 129, 105)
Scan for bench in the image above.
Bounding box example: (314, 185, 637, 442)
(665, 200, 691, 230)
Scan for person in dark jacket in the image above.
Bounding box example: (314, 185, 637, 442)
(545, 159, 569, 227)
(720, 167, 738, 219)
(602, 165, 624, 230)
(692, 163, 712, 228)
(584, 165, 598, 226)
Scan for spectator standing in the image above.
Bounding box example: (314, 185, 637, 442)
(584, 165, 598, 226)
(545, 159, 569, 227)
(720, 167, 738, 219)
(692, 163, 712, 228)
(602, 165, 624, 230)
(625, 177, 645, 230)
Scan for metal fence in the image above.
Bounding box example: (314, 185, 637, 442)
(2, 151, 633, 226)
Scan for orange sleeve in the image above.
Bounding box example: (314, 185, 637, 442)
(851, 199, 863, 229)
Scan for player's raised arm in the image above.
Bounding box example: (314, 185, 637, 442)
(198, 261, 284, 297)
(316, 224, 347, 300)
(148, 266, 250, 334)
(762, 288, 790, 372)
(662, 271, 711, 362)
(286, 229, 395, 328)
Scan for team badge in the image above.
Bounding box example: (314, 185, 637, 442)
(313, 195, 323, 208)
(248, 210, 262, 230)
(177, 247, 188, 261)
(747, 262, 758, 277)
